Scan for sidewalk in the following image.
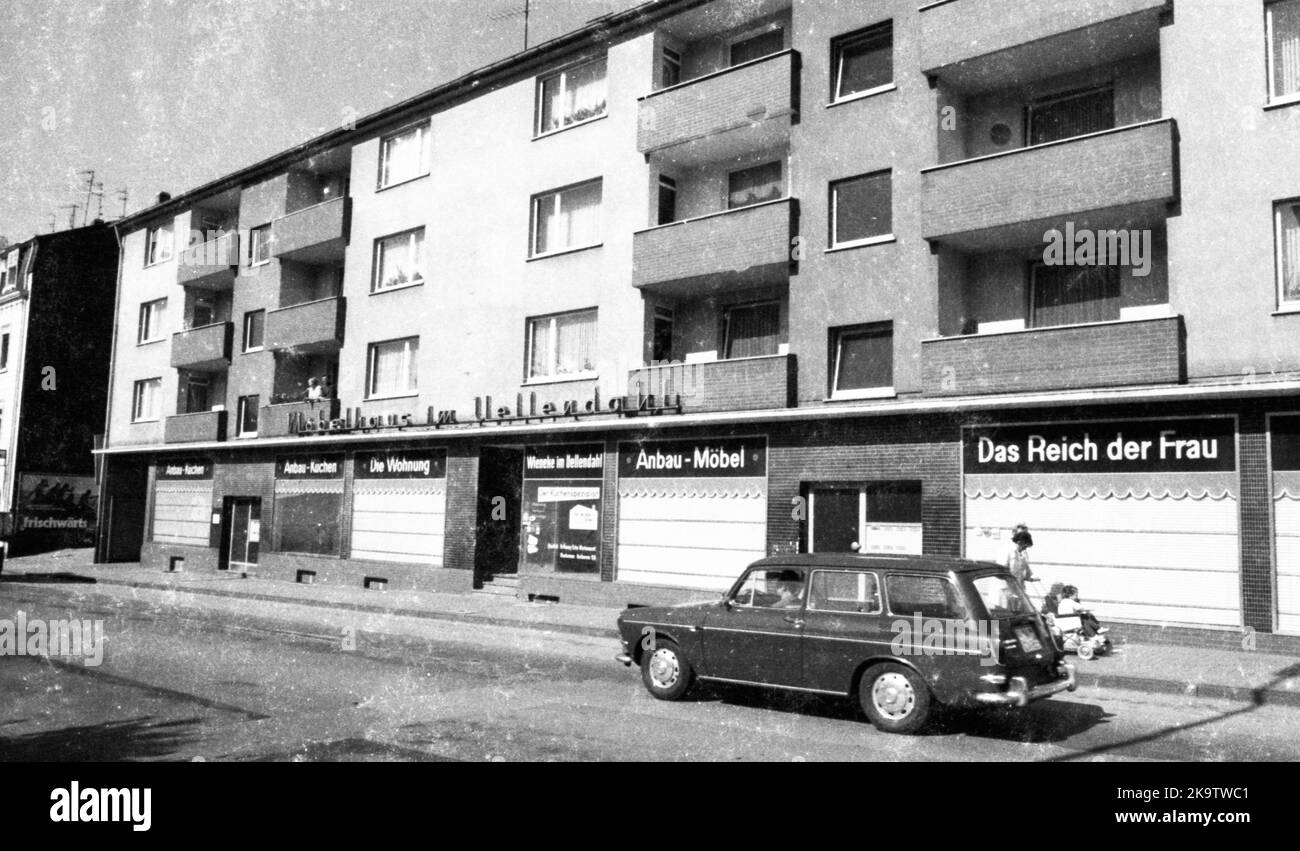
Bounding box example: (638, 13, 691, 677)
(4, 549, 1299, 708)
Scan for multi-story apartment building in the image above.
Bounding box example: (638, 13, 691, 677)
(0, 222, 118, 552)
(97, 0, 1300, 646)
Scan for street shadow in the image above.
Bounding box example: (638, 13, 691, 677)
(0, 716, 202, 761)
(1044, 660, 1300, 762)
(0, 572, 97, 584)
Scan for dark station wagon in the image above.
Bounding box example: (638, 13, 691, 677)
(616, 554, 1076, 733)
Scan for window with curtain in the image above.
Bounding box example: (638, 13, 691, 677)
(1278, 200, 1300, 306)
(536, 57, 607, 135)
(832, 21, 893, 101)
(379, 123, 428, 188)
(138, 298, 166, 344)
(249, 224, 272, 265)
(367, 337, 419, 397)
(831, 322, 893, 395)
(532, 180, 602, 256)
(1, 250, 17, 292)
(1028, 85, 1116, 145)
(132, 378, 162, 422)
(527, 309, 597, 379)
(237, 395, 259, 436)
(730, 27, 784, 66)
(146, 220, 174, 266)
(1031, 264, 1122, 328)
(243, 310, 265, 351)
(727, 162, 783, 209)
(831, 170, 892, 246)
(373, 228, 425, 291)
(1270, 0, 1300, 101)
(724, 302, 781, 359)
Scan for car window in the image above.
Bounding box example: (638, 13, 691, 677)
(808, 570, 880, 614)
(972, 574, 1034, 617)
(885, 574, 969, 620)
(731, 568, 805, 610)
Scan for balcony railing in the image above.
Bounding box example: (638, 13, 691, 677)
(633, 198, 794, 295)
(628, 354, 796, 413)
(169, 322, 233, 371)
(163, 410, 227, 444)
(637, 50, 797, 158)
(259, 398, 341, 438)
(921, 315, 1185, 396)
(921, 119, 1177, 247)
(270, 196, 349, 262)
(263, 296, 345, 353)
(177, 232, 239, 289)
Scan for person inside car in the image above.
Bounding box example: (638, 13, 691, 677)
(773, 571, 804, 608)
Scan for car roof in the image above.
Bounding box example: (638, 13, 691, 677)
(748, 553, 1004, 574)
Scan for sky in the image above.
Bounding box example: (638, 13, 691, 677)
(0, 0, 634, 244)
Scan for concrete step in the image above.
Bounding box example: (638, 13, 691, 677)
(475, 575, 520, 597)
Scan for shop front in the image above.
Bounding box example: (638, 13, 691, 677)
(350, 449, 447, 566)
(519, 444, 604, 574)
(272, 453, 343, 558)
(963, 417, 1241, 627)
(152, 459, 214, 548)
(1272, 413, 1300, 634)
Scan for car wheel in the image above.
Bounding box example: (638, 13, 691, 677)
(641, 639, 693, 701)
(860, 663, 932, 734)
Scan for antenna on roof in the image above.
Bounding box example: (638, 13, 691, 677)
(77, 169, 96, 227)
(488, 0, 533, 50)
(115, 188, 129, 219)
(57, 204, 80, 231)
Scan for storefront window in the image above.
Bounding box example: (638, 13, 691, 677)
(520, 445, 603, 573)
(275, 492, 341, 555)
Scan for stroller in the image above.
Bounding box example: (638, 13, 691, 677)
(1029, 580, 1112, 660)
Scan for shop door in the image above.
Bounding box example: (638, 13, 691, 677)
(475, 448, 522, 582)
(809, 483, 923, 554)
(221, 497, 260, 571)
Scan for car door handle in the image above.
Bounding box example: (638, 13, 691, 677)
(783, 616, 804, 627)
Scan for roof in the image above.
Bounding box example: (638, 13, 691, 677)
(750, 553, 1004, 573)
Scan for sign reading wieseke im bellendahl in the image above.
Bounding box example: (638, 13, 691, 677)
(965, 419, 1237, 475)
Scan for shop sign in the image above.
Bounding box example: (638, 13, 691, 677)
(275, 455, 344, 479)
(1274, 415, 1300, 472)
(354, 450, 446, 479)
(522, 444, 603, 574)
(156, 459, 213, 480)
(965, 419, 1237, 475)
(524, 445, 604, 480)
(618, 438, 767, 478)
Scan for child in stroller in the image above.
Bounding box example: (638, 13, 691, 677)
(1039, 582, 1112, 660)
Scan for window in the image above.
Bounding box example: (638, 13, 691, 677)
(0, 331, 9, 371)
(531, 180, 602, 256)
(1, 250, 17, 292)
(145, 220, 174, 266)
(372, 228, 425, 291)
(724, 302, 780, 359)
(236, 394, 260, 437)
(831, 322, 893, 397)
(190, 295, 215, 328)
(138, 299, 167, 344)
(276, 491, 342, 555)
(183, 374, 210, 413)
(132, 378, 162, 422)
(730, 27, 784, 66)
(832, 21, 893, 102)
(378, 123, 429, 188)
(1268, 0, 1300, 102)
(652, 306, 674, 363)
(249, 224, 272, 266)
(536, 57, 607, 135)
(1031, 264, 1122, 328)
(809, 570, 881, 614)
(243, 310, 265, 352)
(1027, 85, 1115, 146)
(1276, 200, 1300, 307)
(731, 567, 805, 609)
(830, 170, 892, 246)
(886, 574, 969, 620)
(727, 161, 783, 210)
(657, 175, 678, 225)
(526, 309, 596, 380)
(367, 337, 419, 398)
(661, 46, 682, 88)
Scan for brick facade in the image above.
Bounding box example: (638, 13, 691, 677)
(632, 197, 794, 292)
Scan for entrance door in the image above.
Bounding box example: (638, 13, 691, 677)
(475, 448, 523, 583)
(221, 497, 260, 571)
(809, 483, 923, 555)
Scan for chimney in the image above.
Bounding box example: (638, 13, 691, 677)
(157, 191, 172, 204)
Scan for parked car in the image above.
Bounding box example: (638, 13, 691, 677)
(615, 553, 1076, 734)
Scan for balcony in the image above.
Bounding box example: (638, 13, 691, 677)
(920, 0, 1168, 90)
(259, 398, 340, 438)
(169, 322, 233, 371)
(921, 315, 1185, 397)
(637, 50, 798, 166)
(633, 198, 794, 296)
(164, 410, 227, 444)
(921, 120, 1178, 251)
(270, 197, 349, 263)
(628, 354, 796, 413)
(177, 233, 239, 289)
(263, 296, 345, 354)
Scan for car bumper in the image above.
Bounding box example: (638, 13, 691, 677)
(974, 663, 1077, 707)
(616, 652, 634, 667)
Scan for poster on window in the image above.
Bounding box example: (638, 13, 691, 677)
(520, 444, 603, 574)
(17, 473, 98, 543)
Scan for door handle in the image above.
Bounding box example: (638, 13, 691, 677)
(783, 616, 804, 627)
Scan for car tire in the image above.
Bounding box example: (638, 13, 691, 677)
(860, 663, 932, 734)
(641, 639, 693, 701)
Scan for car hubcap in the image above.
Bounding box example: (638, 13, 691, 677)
(649, 649, 679, 689)
(872, 673, 915, 719)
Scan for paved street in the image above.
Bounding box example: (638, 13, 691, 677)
(3, 580, 1300, 762)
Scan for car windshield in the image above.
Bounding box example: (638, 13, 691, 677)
(731, 568, 805, 609)
(972, 574, 1035, 618)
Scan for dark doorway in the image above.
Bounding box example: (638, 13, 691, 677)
(98, 460, 147, 563)
(475, 447, 523, 585)
(219, 497, 261, 571)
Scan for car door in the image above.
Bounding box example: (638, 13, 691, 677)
(702, 566, 806, 687)
(801, 569, 891, 694)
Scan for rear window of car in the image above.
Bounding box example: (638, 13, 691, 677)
(885, 574, 969, 620)
(971, 574, 1035, 618)
(808, 570, 881, 614)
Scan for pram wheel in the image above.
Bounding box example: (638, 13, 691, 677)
(1077, 642, 1095, 661)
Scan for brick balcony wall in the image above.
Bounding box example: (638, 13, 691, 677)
(920, 316, 1185, 396)
(271, 196, 348, 258)
(918, 0, 1168, 73)
(259, 398, 341, 438)
(632, 198, 793, 290)
(628, 354, 796, 412)
(637, 50, 797, 154)
(163, 410, 227, 444)
(263, 296, 345, 351)
(169, 321, 233, 370)
(921, 120, 1177, 241)
(177, 232, 239, 287)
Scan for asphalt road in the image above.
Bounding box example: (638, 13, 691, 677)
(3, 581, 1299, 762)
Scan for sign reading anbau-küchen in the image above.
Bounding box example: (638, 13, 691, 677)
(275, 455, 344, 479)
(966, 419, 1237, 475)
(619, 438, 767, 478)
